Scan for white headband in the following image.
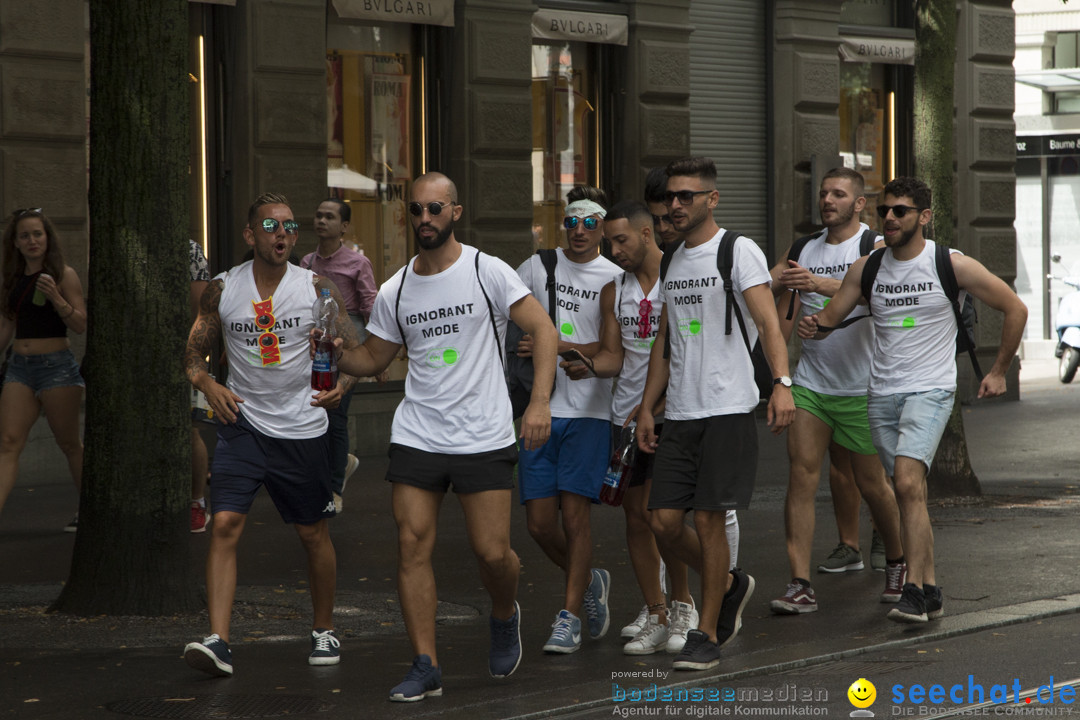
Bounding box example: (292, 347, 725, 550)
(564, 200, 607, 219)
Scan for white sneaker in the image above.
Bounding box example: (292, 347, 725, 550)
(665, 599, 698, 654)
(620, 605, 650, 640)
(623, 614, 668, 655)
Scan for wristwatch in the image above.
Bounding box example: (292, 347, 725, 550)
(773, 375, 792, 388)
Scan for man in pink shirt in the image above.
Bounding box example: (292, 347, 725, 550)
(302, 198, 377, 511)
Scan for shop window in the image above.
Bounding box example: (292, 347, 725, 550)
(531, 41, 600, 251)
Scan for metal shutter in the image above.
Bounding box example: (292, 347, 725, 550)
(689, 1, 768, 251)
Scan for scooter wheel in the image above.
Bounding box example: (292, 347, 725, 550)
(1059, 347, 1080, 384)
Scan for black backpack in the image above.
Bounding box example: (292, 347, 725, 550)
(505, 249, 558, 418)
(857, 244, 981, 380)
(784, 228, 879, 321)
(660, 231, 774, 401)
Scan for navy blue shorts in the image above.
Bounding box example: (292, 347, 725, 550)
(210, 413, 334, 525)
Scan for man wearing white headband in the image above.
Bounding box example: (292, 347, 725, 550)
(514, 185, 621, 655)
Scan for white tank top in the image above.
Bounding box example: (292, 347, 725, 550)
(611, 273, 663, 424)
(868, 241, 960, 395)
(793, 225, 876, 396)
(217, 261, 328, 438)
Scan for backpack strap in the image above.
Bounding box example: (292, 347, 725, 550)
(935, 243, 983, 380)
(660, 240, 681, 360)
(538, 248, 558, 326)
(475, 251, 505, 370)
(394, 259, 410, 353)
(717, 231, 756, 359)
(783, 233, 819, 321)
(859, 228, 879, 257)
(812, 247, 884, 333)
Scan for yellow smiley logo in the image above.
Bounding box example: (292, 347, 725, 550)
(848, 678, 876, 709)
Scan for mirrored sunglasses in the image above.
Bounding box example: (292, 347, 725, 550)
(563, 216, 600, 231)
(260, 218, 299, 234)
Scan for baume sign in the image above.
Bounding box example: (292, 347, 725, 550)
(1016, 135, 1080, 157)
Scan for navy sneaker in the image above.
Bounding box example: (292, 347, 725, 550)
(672, 629, 721, 671)
(184, 633, 233, 677)
(582, 568, 611, 639)
(924, 584, 945, 620)
(716, 568, 755, 647)
(308, 628, 340, 666)
(887, 583, 928, 623)
(489, 601, 522, 678)
(389, 655, 443, 702)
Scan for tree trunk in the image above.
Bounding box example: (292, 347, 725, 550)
(52, 0, 201, 615)
(913, 0, 980, 498)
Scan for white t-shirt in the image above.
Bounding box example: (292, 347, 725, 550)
(660, 229, 772, 419)
(216, 261, 328, 439)
(517, 249, 621, 421)
(868, 241, 961, 395)
(793, 224, 877, 396)
(611, 273, 663, 424)
(367, 245, 529, 454)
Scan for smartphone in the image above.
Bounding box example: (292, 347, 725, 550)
(559, 349, 587, 364)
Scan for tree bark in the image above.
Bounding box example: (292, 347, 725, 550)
(52, 0, 201, 615)
(913, 0, 980, 498)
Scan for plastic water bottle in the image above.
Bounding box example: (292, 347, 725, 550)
(600, 424, 637, 507)
(311, 288, 338, 391)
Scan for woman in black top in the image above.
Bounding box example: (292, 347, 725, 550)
(0, 208, 87, 531)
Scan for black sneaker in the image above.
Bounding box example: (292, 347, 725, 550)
(887, 583, 928, 623)
(672, 629, 721, 671)
(308, 628, 341, 666)
(716, 568, 755, 647)
(184, 633, 233, 677)
(924, 584, 944, 620)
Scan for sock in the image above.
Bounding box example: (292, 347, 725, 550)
(794, 578, 811, 588)
(886, 555, 904, 565)
(191, 497, 206, 508)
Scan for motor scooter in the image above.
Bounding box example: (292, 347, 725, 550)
(1050, 255, 1080, 383)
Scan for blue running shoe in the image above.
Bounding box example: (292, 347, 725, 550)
(184, 633, 233, 677)
(489, 601, 522, 678)
(389, 655, 443, 702)
(542, 610, 582, 654)
(582, 568, 611, 639)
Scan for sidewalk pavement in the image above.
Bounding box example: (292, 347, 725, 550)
(1, 358, 1078, 719)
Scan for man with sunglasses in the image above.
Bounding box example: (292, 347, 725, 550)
(645, 167, 679, 250)
(636, 157, 796, 671)
(799, 176, 1027, 623)
(515, 186, 622, 655)
(300, 198, 378, 514)
(332, 172, 556, 701)
(183, 193, 359, 677)
(766, 167, 906, 617)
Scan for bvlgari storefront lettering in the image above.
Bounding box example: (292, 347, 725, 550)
(331, 0, 454, 27)
(839, 36, 915, 65)
(531, 9, 628, 47)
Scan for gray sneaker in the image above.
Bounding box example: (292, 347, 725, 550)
(672, 629, 720, 671)
(870, 529, 886, 571)
(818, 543, 864, 573)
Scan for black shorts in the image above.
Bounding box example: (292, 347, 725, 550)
(210, 413, 334, 525)
(649, 414, 757, 512)
(386, 443, 518, 494)
(611, 422, 662, 488)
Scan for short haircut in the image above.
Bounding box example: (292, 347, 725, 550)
(414, 171, 459, 203)
(605, 200, 653, 227)
(566, 184, 608, 209)
(320, 197, 351, 223)
(883, 177, 931, 209)
(644, 167, 668, 204)
(665, 157, 717, 187)
(822, 167, 866, 197)
(247, 192, 291, 226)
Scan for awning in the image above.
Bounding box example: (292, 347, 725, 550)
(531, 8, 628, 47)
(839, 36, 914, 65)
(332, 0, 455, 28)
(1016, 69, 1080, 93)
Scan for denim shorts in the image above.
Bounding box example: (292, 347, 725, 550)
(867, 389, 955, 476)
(3, 350, 84, 396)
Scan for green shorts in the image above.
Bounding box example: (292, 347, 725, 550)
(791, 385, 876, 456)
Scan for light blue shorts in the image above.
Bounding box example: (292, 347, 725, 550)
(4, 350, 84, 396)
(518, 417, 610, 503)
(867, 389, 955, 476)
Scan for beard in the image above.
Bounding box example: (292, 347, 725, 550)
(884, 224, 917, 249)
(822, 202, 856, 228)
(414, 221, 453, 250)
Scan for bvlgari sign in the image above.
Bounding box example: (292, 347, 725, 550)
(531, 8, 628, 47)
(332, 0, 455, 28)
(839, 36, 915, 65)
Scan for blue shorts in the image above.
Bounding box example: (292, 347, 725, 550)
(518, 417, 610, 503)
(210, 413, 334, 525)
(4, 350, 84, 396)
(867, 389, 955, 476)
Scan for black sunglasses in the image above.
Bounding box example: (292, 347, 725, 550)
(260, 218, 300, 235)
(12, 207, 43, 218)
(408, 201, 454, 217)
(651, 213, 673, 226)
(563, 216, 600, 231)
(663, 190, 710, 206)
(876, 204, 923, 219)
